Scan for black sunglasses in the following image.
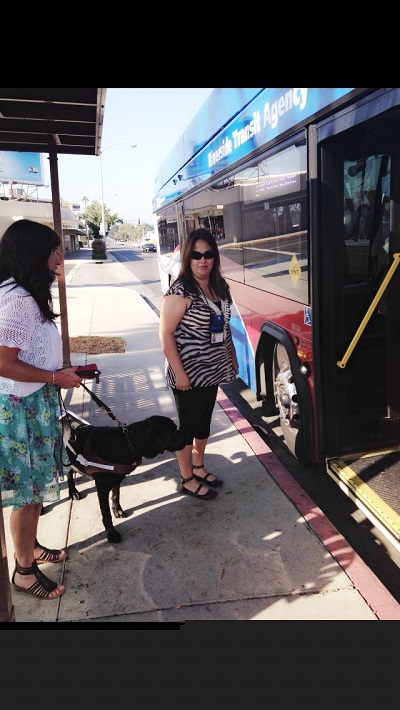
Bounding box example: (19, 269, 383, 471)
(191, 249, 215, 260)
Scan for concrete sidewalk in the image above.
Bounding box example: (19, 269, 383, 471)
(3, 248, 400, 623)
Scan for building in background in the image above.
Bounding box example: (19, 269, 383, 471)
(0, 151, 84, 251)
(0, 194, 85, 252)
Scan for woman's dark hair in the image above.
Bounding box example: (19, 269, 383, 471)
(0, 219, 61, 321)
(179, 228, 231, 301)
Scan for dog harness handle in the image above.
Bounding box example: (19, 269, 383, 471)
(65, 440, 113, 470)
(76, 453, 114, 470)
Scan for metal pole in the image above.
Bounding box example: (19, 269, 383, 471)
(99, 151, 106, 237)
(337, 253, 400, 368)
(98, 143, 137, 238)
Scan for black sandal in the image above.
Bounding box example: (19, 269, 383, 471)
(192, 463, 223, 488)
(181, 474, 217, 500)
(12, 559, 64, 600)
(34, 538, 67, 564)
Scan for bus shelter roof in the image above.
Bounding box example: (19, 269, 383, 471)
(0, 87, 106, 155)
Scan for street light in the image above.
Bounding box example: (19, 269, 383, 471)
(98, 142, 137, 237)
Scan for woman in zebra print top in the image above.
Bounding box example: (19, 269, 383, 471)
(159, 228, 238, 500)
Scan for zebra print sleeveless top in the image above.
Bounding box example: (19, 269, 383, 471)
(164, 278, 237, 388)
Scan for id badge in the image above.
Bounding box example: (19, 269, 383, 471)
(210, 312, 225, 345)
(211, 331, 224, 344)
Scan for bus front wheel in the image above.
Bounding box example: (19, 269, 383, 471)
(272, 342, 299, 458)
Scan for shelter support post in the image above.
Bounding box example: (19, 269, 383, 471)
(48, 146, 71, 366)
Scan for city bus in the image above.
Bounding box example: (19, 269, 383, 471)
(153, 88, 400, 547)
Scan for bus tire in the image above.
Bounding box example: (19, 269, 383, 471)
(272, 342, 300, 459)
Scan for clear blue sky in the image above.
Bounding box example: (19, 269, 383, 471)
(39, 88, 214, 227)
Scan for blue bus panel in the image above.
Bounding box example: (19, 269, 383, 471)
(153, 88, 356, 212)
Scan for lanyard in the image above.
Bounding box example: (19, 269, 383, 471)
(206, 296, 222, 315)
(200, 288, 226, 318)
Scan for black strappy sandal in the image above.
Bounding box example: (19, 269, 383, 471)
(34, 538, 67, 564)
(192, 463, 223, 488)
(12, 560, 64, 600)
(181, 474, 217, 500)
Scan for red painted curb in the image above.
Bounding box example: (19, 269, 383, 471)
(217, 388, 400, 620)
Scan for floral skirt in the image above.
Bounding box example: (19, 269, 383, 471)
(0, 384, 66, 510)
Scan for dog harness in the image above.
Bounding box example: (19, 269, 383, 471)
(62, 382, 141, 476)
(66, 434, 141, 476)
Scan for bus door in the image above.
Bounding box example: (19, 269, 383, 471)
(317, 99, 400, 461)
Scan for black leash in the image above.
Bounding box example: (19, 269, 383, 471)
(58, 366, 139, 465)
(79, 382, 126, 428)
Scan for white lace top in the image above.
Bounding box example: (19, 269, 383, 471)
(0, 279, 62, 396)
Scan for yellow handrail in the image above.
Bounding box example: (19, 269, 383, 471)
(337, 252, 400, 369)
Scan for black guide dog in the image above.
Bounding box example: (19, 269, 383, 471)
(65, 415, 186, 543)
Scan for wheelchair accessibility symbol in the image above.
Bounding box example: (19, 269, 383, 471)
(304, 307, 312, 326)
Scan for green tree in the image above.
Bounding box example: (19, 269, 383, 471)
(79, 200, 120, 237)
(112, 220, 154, 244)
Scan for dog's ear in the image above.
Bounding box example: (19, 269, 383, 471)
(146, 420, 187, 455)
(126, 420, 156, 458)
(127, 416, 184, 458)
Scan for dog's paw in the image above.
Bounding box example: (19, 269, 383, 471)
(106, 527, 122, 543)
(112, 505, 126, 519)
